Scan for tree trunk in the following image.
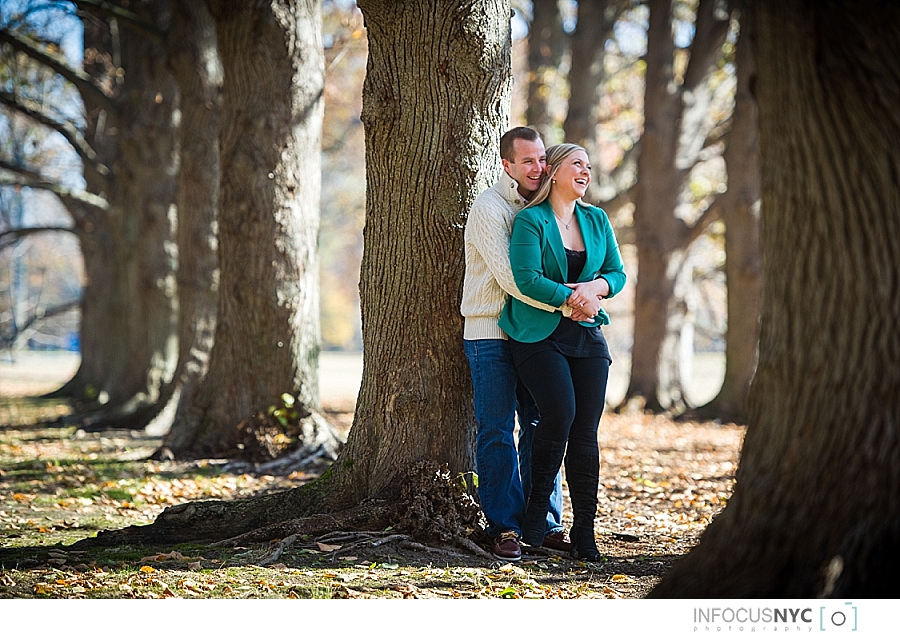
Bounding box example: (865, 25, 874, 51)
(324, 0, 510, 508)
(142, 0, 223, 436)
(620, 0, 730, 413)
(692, 22, 760, 424)
(158, 0, 341, 464)
(45, 15, 114, 402)
(525, 0, 565, 144)
(563, 0, 618, 205)
(58, 7, 180, 425)
(650, 0, 900, 597)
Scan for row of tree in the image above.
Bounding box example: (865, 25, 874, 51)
(1, 0, 344, 468)
(492, 0, 760, 418)
(2, 0, 760, 432)
(2, 0, 898, 596)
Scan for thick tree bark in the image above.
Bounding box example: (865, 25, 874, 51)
(325, 0, 510, 508)
(143, 1, 222, 436)
(58, 6, 180, 424)
(158, 0, 341, 463)
(525, 0, 565, 144)
(620, 0, 729, 412)
(692, 23, 760, 424)
(650, 0, 900, 597)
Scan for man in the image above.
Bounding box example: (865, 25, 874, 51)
(461, 127, 584, 560)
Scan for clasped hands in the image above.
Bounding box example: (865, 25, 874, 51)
(565, 278, 609, 323)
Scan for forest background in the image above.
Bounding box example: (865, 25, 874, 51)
(0, 0, 757, 600)
(1, 0, 896, 602)
(1, 0, 742, 418)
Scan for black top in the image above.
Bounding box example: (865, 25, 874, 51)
(509, 249, 611, 363)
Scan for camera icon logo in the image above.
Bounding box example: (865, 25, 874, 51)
(820, 602, 857, 631)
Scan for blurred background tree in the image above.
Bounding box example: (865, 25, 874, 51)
(1, 0, 756, 424)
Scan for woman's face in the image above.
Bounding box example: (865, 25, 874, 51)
(551, 150, 591, 200)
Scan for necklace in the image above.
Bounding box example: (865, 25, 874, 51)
(555, 214, 574, 230)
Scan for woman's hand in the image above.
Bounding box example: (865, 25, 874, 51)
(565, 282, 603, 320)
(565, 279, 608, 319)
(565, 278, 609, 305)
(566, 294, 602, 319)
(567, 306, 596, 323)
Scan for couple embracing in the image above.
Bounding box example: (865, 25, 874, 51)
(461, 127, 626, 562)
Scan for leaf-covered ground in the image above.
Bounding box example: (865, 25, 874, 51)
(0, 398, 743, 599)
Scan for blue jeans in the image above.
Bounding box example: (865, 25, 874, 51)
(516, 380, 564, 533)
(464, 338, 563, 537)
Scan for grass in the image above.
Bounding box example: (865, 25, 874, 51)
(0, 396, 744, 599)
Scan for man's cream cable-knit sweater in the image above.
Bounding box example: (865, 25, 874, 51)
(461, 171, 562, 340)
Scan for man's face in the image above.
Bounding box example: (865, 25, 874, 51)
(502, 138, 547, 199)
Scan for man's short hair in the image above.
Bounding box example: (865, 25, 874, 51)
(499, 127, 541, 162)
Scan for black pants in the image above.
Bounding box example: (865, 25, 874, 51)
(514, 350, 610, 451)
(514, 347, 610, 546)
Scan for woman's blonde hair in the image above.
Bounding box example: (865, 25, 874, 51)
(525, 142, 588, 209)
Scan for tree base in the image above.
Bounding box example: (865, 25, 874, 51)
(73, 460, 486, 550)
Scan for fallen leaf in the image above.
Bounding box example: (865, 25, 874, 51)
(140, 551, 186, 562)
(316, 542, 342, 552)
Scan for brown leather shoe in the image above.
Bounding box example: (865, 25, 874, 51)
(541, 529, 571, 551)
(492, 531, 522, 561)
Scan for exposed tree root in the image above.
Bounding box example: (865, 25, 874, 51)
(397, 539, 492, 561)
(74, 460, 485, 554)
(208, 500, 398, 547)
(75, 480, 336, 547)
(256, 531, 490, 567)
(399, 540, 457, 557)
(613, 393, 664, 415)
(79, 398, 168, 432)
(257, 534, 301, 566)
(154, 410, 343, 469)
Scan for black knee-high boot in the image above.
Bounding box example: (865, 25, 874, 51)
(521, 438, 567, 547)
(564, 442, 601, 561)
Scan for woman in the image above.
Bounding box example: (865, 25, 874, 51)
(499, 143, 626, 560)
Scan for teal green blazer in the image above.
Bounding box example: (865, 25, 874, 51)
(499, 200, 626, 343)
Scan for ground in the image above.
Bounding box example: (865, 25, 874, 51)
(0, 351, 741, 599)
(0, 403, 741, 599)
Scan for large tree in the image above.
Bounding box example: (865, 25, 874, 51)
(147, 0, 222, 435)
(325, 0, 511, 507)
(157, 0, 341, 463)
(1, 2, 181, 420)
(524, 0, 565, 144)
(622, 0, 732, 412)
(692, 21, 760, 424)
(84, 0, 512, 545)
(650, 0, 900, 597)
